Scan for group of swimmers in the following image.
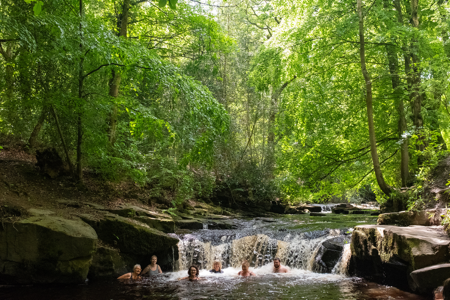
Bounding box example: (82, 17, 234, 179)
(117, 255, 289, 282)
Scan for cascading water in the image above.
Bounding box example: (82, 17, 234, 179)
(174, 220, 350, 275)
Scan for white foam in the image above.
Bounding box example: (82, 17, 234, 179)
(167, 264, 345, 282)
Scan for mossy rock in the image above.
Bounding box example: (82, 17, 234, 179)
(80, 212, 179, 256)
(175, 219, 204, 230)
(350, 224, 450, 290)
(136, 216, 175, 233)
(107, 205, 171, 219)
(0, 213, 97, 284)
(88, 245, 127, 279)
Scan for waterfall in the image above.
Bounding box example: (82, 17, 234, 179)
(175, 228, 350, 273)
(332, 244, 351, 275)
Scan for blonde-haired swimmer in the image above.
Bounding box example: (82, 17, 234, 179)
(237, 260, 256, 277)
(117, 264, 142, 281)
(210, 260, 223, 274)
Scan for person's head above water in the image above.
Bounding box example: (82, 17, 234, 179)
(241, 260, 250, 271)
(133, 264, 142, 275)
(212, 261, 222, 272)
(272, 258, 288, 273)
(188, 265, 200, 277)
(273, 258, 281, 269)
(151, 255, 157, 265)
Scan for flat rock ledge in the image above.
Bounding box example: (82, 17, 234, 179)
(349, 225, 450, 293)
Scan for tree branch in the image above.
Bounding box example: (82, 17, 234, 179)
(351, 150, 398, 188)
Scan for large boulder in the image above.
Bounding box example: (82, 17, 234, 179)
(0, 212, 97, 284)
(332, 203, 361, 214)
(299, 205, 322, 213)
(80, 212, 178, 256)
(350, 225, 450, 291)
(410, 263, 450, 293)
(285, 206, 307, 214)
(378, 209, 446, 226)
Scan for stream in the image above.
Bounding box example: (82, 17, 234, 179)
(0, 212, 430, 300)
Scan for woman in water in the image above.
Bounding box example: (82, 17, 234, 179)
(237, 261, 256, 277)
(210, 261, 223, 273)
(117, 264, 142, 281)
(179, 265, 202, 281)
(142, 255, 162, 276)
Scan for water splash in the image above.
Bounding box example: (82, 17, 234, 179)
(332, 244, 351, 276)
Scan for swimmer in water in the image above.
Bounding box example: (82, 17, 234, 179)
(117, 264, 142, 281)
(237, 260, 256, 277)
(210, 261, 223, 274)
(273, 257, 289, 273)
(179, 265, 202, 281)
(142, 255, 162, 276)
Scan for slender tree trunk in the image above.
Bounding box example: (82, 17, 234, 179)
(409, 0, 425, 153)
(385, 43, 409, 187)
(357, 0, 391, 195)
(107, 0, 130, 146)
(51, 105, 74, 173)
(384, 0, 409, 187)
(77, 0, 85, 180)
(28, 107, 48, 149)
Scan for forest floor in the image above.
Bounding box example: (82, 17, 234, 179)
(0, 146, 271, 223)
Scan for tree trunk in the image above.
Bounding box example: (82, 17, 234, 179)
(385, 44, 409, 187)
(384, 0, 409, 187)
(28, 107, 48, 149)
(357, 0, 391, 195)
(51, 105, 74, 173)
(107, 0, 130, 146)
(409, 0, 425, 153)
(77, 0, 84, 180)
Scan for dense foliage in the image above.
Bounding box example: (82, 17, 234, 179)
(1, 0, 450, 207)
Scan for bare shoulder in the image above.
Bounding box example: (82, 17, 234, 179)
(117, 272, 131, 280)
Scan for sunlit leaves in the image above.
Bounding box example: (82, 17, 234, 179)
(24, 0, 43, 16)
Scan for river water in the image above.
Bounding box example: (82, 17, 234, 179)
(0, 212, 431, 300)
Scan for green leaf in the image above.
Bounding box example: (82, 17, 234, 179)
(158, 0, 168, 8)
(33, 1, 43, 16)
(168, 0, 178, 10)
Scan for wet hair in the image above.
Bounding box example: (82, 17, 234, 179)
(188, 265, 199, 277)
(212, 260, 222, 270)
(274, 257, 281, 263)
(241, 260, 250, 267)
(151, 255, 157, 260)
(133, 264, 141, 272)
